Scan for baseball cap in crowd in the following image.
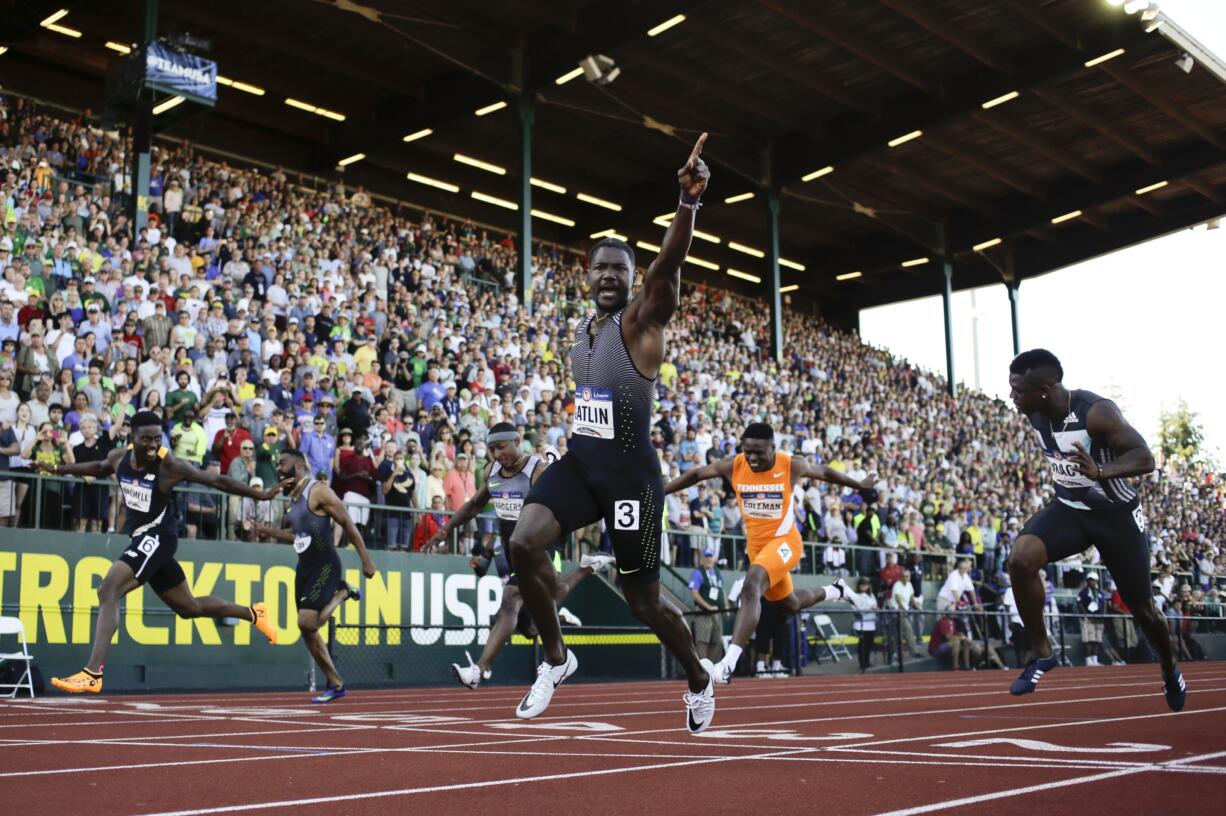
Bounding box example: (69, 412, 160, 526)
(320, 394, 335, 405)
(702, 548, 715, 557)
(456, 452, 468, 460)
(1087, 574, 1099, 583)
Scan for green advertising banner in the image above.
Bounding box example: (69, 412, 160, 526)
(0, 532, 650, 693)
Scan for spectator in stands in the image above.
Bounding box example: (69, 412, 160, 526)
(848, 576, 879, 673)
(937, 558, 980, 612)
(929, 608, 980, 670)
(688, 548, 725, 663)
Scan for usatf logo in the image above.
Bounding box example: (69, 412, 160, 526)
(581, 388, 592, 401)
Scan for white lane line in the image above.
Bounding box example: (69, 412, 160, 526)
(865, 750, 1226, 816)
(832, 703, 1226, 750)
(0, 734, 557, 778)
(132, 747, 817, 816)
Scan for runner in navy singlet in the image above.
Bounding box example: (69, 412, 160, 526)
(508, 135, 718, 733)
(37, 411, 291, 694)
(1005, 350, 1185, 711)
(255, 448, 377, 703)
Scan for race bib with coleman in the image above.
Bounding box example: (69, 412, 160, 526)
(293, 533, 313, 554)
(1044, 452, 1096, 489)
(739, 486, 786, 519)
(572, 387, 615, 439)
(119, 476, 153, 512)
(492, 492, 525, 521)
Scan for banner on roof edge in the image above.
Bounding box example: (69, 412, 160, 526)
(145, 43, 217, 101)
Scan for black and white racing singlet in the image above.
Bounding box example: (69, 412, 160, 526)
(568, 308, 656, 464)
(288, 479, 335, 566)
(116, 446, 178, 536)
(487, 454, 541, 545)
(1026, 389, 1139, 511)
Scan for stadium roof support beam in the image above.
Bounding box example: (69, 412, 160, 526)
(1100, 62, 1225, 150)
(876, 0, 1009, 72)
(516, 56, 535, 312)
(921, 131, 1045, 199)
(973, 112, 1101, 183)
(756, 0, 936, 94)
(939, 227, 957, 399)
(1032, 87, 1160, 166)
(765, 187, 784, 364)
(950, 140, 1226, 248)
(627, 52, 799, 132)
(686, 19, 876, 116)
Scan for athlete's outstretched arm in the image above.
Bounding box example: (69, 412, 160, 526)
(629, 133, 710, 328)
(36, 447, 122, 478)
(253, 522, 295, 543)
(167, 456, 293, 500)
(664, 457, 732, 496)
(314, 484, 377, 578)
(1074, 400, 1155, 481)
(793, 459, 875, 492)
(426, 479, 492, 553)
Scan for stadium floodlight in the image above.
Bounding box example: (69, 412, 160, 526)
(406, 173, 459, 193)
(217, 76, 265, 96)
(105, 41, 132, 54)
(576, 192, 622, 211)
(1123, 0, 1149, 13)
(1141, 5, 1162, 21)
(474, 101, 507, 116)
(1175, 53, 1194, 73)
(728, 241, 765, 258)
(285, 98, 345, 121)
(779, 258, 806, 271)
(647, 14, 686, 37)
(590, 229, 628, 240)
(981, 91, 1019, 109)
(40, 10, 69, 27)
(724, 192, 755, 204)
(1051, 209, 1083, 224)
(888, 130, 922, 148)
(555, 67, 584, 85)
(1135, 180, 1168, 195)
(471, 191, 519, 210)
(686, 255, 719, 270)
(653, 212, 675, 227)
(531, 209, 576, 227)
(152, 96, 185, 115)
(402, 128, 433, 143)
(1084, 49, 1125, 68)
(802, 166, 834, 182)
(45, 22, 82, 37)
(779, 284, 800, 293)
(580, 54, 620, 85)
(900, 257, 929, 267)
(692, 229, 720, 244)
(453, 153, 506, 175)
(1106, 0, 1126, 6)
(973, 237, 1003, 251)
(337, 153, 365, 167)
(0, 47, 8, 56)
(530, 178, 568, 194)
(836, 271, 863, 281)
(635, 240, 662, 252)
(726, 269, 762, 284)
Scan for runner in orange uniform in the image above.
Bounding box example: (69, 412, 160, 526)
(664, 422, 875, 683)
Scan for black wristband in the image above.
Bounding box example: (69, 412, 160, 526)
(679, 192, 702, 208)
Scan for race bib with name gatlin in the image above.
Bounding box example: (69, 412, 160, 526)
(573, 387, 615, 439)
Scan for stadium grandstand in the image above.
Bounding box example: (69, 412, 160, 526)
(1, 1, 1224, 814)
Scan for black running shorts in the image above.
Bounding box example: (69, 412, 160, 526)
(523, 451, 662, 586)
(1021, 499, 1152, 610)
(296, 552, 344, 612)
(120, 530, 186, 594)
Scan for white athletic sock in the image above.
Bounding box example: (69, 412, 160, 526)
(724, 644, 743, 668)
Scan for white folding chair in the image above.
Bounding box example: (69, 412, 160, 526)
(0, 616, 35, 698)
(812, 613, 853, 662)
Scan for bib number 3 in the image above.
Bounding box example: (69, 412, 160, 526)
(614, 500, 641, 531)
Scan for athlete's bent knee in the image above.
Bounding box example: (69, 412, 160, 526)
(97, 580, 123, 605)
(1007, 535, 1047, 574)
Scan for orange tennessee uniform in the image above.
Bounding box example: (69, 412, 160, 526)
(731, 451, 803, 601)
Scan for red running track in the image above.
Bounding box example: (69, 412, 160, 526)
(3, 663, 1225, 815)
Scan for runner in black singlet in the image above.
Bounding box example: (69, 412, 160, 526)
(255, 448, 377, 703)
(37, 411, 291, 694)
(509, 135, 718, 733)
(1005, 350, 1185, 710)
(423, 423, 614, 689)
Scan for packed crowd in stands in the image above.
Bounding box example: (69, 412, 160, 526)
(1, 96, 1223, 619)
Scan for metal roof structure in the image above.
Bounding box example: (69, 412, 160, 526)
(3, 0, 1225, 323)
